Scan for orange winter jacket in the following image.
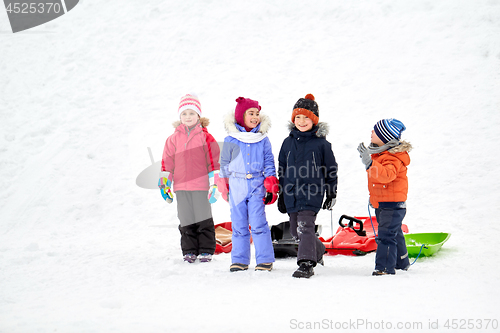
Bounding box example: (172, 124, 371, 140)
(366, 141, 412, 208)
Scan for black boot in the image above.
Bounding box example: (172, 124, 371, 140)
(292, 260, 315, 278)
(372, 269, 395, 276)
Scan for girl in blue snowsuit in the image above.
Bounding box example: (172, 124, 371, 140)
(217, 97, 279, 272)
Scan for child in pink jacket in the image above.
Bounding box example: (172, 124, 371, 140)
(160, 94, 220, 263)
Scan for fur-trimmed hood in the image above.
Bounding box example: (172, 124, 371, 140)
(172, 117, 210, 129)
(223, 111, 271, 144)
(224, 112, 271, 134)
(287, 121, 329, 138)
(388, 140, 412, 153)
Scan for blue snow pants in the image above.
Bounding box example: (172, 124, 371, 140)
(229, 177, 275, 265)
(374, 202, 410, 274)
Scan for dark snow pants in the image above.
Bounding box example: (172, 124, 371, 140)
(374, 202, 410, 274)
(289, 210, 326, 266)
(176, 191, 216, 255)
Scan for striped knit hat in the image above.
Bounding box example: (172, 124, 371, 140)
(373, 118, 406, 143)
(178, 94, 201, 117)
(291, 94, 319, 125)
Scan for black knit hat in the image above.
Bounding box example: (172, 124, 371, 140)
(291, 94, 319, 125)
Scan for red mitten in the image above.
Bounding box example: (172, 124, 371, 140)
(263, 176, 279, 205)
(217, 177, 230, 202)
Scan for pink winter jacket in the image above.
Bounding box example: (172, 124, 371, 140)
(161, 118, 220, 192)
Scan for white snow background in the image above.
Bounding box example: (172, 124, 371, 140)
(1, 1, 500, 332)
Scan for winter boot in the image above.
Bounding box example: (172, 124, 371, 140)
(230, 263, 249, 272)
(198, 253, 213, 263)
(292, 261, 315, 278)
(183, 253, 197, 263)
(395, 265, 410, 271)
(317, 256, 324, 266)
(372, 269, 395, 276)
(255, 263, 273, 271)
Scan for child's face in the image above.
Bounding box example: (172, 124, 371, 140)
(244, 108, 260, 129)
(180, 109, 200, 127)
(294, 114, 314, 132)
(371, 130, 385, 146)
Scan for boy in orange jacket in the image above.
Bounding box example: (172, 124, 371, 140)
(357, 118, 412, 275)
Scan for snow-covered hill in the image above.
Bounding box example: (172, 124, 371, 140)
(1, 1, 499, 332)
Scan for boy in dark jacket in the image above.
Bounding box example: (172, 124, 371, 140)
(277, 94, 338, 278)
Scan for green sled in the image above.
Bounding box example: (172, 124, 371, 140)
(404, 233, 451, 257)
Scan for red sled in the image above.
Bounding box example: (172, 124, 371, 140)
(214, 222, 253, 254)
(214, 222, 233, 254)
(319, 215, 409, 256)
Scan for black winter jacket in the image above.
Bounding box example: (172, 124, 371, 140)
(278, 122, 338, 214)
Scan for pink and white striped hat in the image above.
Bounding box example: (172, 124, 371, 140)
(178, 94, 202, 117)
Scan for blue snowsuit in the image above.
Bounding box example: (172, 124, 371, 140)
(220, 113, 276, 265)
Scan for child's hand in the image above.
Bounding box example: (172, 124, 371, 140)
(263, 192, 276, 205)
(217, 177, 230, 203)
(277, 194, 287, 214)
(208, 171, 220, 204)
(158, 171, 174, 203)
(208, 184, 220, 204)
(357, 143, 373, 170)
(322, 192, 337, 210)
(263, 176, 279, 205)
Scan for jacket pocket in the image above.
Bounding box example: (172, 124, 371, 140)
(371, 183, 391, 198)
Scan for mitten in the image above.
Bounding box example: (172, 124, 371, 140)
(277, 193, 287, 214)
(217, 177, 230, 202)
(357, 143, 373, 170)
(263, 176, 279, 205)
(322, 192, 337, 210)
(208, 171, 220, 204)
(158, 171, 174, 203)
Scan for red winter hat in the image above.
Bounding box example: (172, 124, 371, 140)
(235, 97, 261, 127)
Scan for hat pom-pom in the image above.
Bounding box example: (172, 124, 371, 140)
(236, 97, 245, 103)
(305, 94, 315, 101)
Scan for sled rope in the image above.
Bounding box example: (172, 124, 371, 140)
(330, 209, 334, 238)
(410, 244, 427, 265)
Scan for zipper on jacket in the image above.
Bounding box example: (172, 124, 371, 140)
(184, 125, 195, 148)
(312, 152, 318, 172)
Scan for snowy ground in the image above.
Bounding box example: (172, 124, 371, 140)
(1, 0, 500, 332)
